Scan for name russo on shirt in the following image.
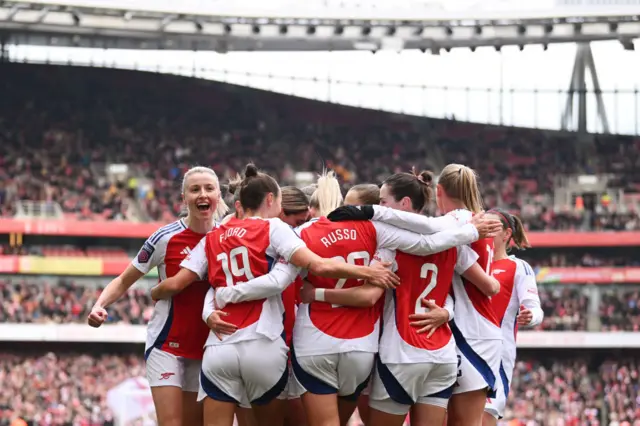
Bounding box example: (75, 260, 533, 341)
(320, 229, 357, 248)
(219, 227, 247, 242)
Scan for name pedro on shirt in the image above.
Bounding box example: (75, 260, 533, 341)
(321, 229, 357, 248)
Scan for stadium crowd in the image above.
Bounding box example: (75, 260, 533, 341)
(1, 351, 635, 426)
(2, 63, 640, 229)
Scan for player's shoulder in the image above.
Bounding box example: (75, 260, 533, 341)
(295, 217, 320, 234)
(511, 255, 535, 276)
(147, 219, 188, 246)
(447, 209, 472, 224)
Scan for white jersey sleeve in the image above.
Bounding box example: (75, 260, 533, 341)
(454, 245, 480, 275)
(372, 248, 397, 272)
(214, 259, 300, 309)
(373, 221, 478, 256)
(371, 205, 468, 233)
(515, 258, 544, 327)
(180, 237, 208, 280)
(202, 287, 215, 323)
(267, 218, 307, 261)
(131, 228, 171, 274)
(444, 294, 455, 321)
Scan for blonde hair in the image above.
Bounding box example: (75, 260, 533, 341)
(181, 166, 229, 220)
(310, 170, 343, 217)
(437, 163, 483, 214)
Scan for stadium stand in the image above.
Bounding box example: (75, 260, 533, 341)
(2, 63, 640, 229)
(2, 63, 640, 425)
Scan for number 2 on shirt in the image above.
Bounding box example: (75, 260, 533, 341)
(415, 263, 438, 314)
(330, 251, 370, 308)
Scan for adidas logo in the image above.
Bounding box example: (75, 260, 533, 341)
(180, 247, 192, 256)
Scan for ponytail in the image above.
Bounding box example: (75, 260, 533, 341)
(510, 214, 531, 250)
(310, 170, 343, 217)
(438, 164, 484, 214)
(488, 208, 531, 251)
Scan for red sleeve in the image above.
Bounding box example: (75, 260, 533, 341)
(283, 277, 303, 347)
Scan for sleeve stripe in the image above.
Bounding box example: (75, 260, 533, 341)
(150, 222, 182, 244)
(519, 259, 534, 276)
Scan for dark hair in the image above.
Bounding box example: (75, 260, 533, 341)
(281, 186, 310, 216)
(228, 163, 280, 212)
(383, 168, 434, 212)
(488, 208, 531, 251)
(347, 184, 380, 205)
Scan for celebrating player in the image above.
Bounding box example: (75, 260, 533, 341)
(483, 208, 543, 426)
(204, 170, 499, 426)
(87, 166, 227, 426)
(327, 163, 503, 426)
(151, 163, 399, 426)
(311, 170, 500, 426)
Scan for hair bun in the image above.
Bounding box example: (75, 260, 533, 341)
(244, 163, 259, 178)
(418, 170, 434, 187)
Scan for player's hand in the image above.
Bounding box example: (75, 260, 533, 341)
(327, 205, 374, 222)
(300, 280, 315, 304)
(516, 305, 533, 326)
(87, 305, 108, 328)
(366, 262, 400, 289)
(408, 299, 450, 338)
(470, 213, 503, 239)
(206, 311, 238, 340)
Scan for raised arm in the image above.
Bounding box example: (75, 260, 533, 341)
(89, 234, 164, 327)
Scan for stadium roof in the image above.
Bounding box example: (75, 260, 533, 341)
(1, 0, 639, 51)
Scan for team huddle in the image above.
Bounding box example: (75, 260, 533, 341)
(87, 162, 544, 426)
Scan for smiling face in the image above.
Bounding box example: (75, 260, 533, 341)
(182, 171, 221, 221)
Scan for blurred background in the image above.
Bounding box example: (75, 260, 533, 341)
(1, 0, 640, 425)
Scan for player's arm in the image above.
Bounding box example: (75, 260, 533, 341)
(89, 234, 164, 327)
(456, 246, 500, 296)
(213, 260, 301, 309)
(299, 249, 394, 307)
(150, 238, 206, 301)
(269, 218, 399, 288)
(515, 260, 544, 327)
(374, 221, 480, 256)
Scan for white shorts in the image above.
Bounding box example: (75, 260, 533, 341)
(145, 348, 201, 392)
(291, 350, 374, 400)
(276, 365, 299, 401)
(484, 363, 510, 419)
(450, 322, 501, 396)
(198, 338, 289, 406)
(369, 357, 457, 415)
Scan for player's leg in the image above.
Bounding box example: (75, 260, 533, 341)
(482, 411, 498, 426)
(242, 338, 290, 426)
(410, 363, 457, 426)
(336, 351, 375, 426)
(283, 398, 307, 426)
(183, 359, 204, 426)
(199, 345, 244, 426)
(357, 393, 371, 425)
(146, 348, 185, 426)
(292, 352, 340, 426)
(236, 407, 258, 426)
